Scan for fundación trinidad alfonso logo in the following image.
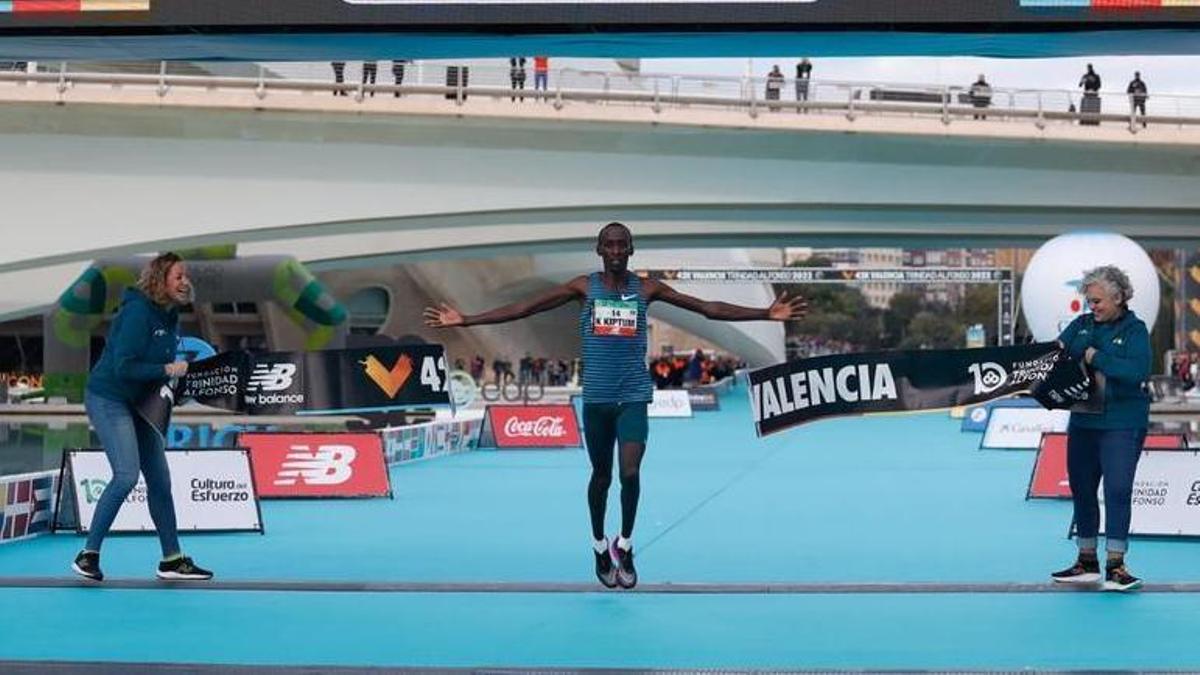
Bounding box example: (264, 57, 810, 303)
(360, 353, 413, 398)
(1, 1, 150, 13)
(969, 362, 1009, 396)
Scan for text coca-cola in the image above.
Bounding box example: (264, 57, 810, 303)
(485, 404, 582, 448)
(504, 415, 566, 438)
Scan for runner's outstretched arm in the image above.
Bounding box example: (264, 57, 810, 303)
(644, 279, 807, 322)
(423, 276, 589, 328)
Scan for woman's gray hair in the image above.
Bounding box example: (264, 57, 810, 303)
(1080, 265, 1134, 305)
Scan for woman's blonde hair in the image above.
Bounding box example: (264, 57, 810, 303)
(136, 252, 184, 307)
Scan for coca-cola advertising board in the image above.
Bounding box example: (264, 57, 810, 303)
(478, 405, 582, 449)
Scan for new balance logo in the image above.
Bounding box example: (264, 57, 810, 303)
(274, 444, 356, 486)
(247, 363, 297, 392)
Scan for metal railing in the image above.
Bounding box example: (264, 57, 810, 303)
(2, 61, 1199, 134)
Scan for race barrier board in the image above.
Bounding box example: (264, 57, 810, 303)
(1086, 450, 1200, 538)
(1028, 432, 1190, 500)
(0, 470, 57, 544)
(686, 387, 721, 412)
(236, 432, 392, 499)
(648, 389, 693, 418)
(379, 414, 484, 463)
(54, 448, 263, 534)
(960, 397, 1042, 433)
(979, 407, 1070, 450)
(478, 404, 582, 449)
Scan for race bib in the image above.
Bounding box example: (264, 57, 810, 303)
(592, 298, 638, 337)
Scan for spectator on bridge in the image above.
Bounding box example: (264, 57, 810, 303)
(765, 65, 785, 111)
(362, 60, 378, 96)
(1079, 63, 1102, 93)
(1127, 72, 1148, 127)
(533, 56, 550, 95)
(331, 61, 347, 96)
(1078, 64, 1102, 126)
(795, 58, 812, 113)
(969, 74, 992, 120)
(391, 59, 409, 98)
(510, 57, 527, 102)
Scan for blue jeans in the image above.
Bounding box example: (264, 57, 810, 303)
(84, 390, 180, 557)
(1068, 427, 1146, 554)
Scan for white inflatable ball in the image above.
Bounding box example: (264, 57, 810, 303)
(1021, 232, 1158, 341)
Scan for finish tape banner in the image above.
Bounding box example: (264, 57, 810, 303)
(748, 343, 1095, 437)
(137, 345, 451, 437)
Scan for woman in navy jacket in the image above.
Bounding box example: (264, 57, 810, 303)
(72, 253, 213, 582)
(1050, 265, 1151, 592)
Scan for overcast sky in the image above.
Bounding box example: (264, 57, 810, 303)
(645, 55, 1200, 94)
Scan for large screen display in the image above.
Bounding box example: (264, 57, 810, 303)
(2, 1, 1199, 33)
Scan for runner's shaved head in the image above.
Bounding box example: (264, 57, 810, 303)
(597, 222, 632, 246)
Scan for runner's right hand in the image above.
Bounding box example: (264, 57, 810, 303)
(423, 303, 464, 328)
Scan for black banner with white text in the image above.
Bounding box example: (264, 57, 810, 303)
(137, 345, 451, 437)
(748, 343, 1097, 437)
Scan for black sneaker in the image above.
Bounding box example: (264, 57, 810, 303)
(1050, 557, 1101, 584)
(156, 556, 213, 581)
(594, 543, 618, 589)
(1104, 563, 1143, 592)
(72, 550, 103, 581)
(610, 539, 637, 589)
